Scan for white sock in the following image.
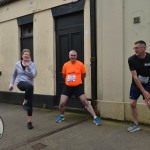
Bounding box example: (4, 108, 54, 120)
(94, 116, 97, 119)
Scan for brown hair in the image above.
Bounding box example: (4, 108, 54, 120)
(22, 49, 30, 55)
(135, 40, 146, 47)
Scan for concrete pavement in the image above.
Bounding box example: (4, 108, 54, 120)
(0, 103, 150, 150)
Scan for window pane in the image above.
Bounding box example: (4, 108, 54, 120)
(21, 23, 33, 37)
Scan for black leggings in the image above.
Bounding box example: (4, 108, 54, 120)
(17, 81, 34, 116)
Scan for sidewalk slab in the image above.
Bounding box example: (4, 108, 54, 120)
(0, 103, 89, 150)
(14, 120, 150, 150)
(0, 103, 150, 150)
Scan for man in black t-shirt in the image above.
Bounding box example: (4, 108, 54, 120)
(128, 40, 150, 132)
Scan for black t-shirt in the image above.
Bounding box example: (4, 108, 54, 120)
(128, 52, 150, 86)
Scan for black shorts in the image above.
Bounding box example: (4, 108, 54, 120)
(129, 84, 150, 100)
(62, 84, 85, 98)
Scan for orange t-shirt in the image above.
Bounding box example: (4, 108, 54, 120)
(62, 60, 86, 86)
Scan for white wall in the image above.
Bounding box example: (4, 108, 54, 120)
(124, 0, 150, 102)
(34, 10, 55, 95)
(0, 20, 20, 92)
(0, 0, 92, 96)
(0, 0, 81, 95)
(124, 0, 150, 123)
(96, 0, 150, 123)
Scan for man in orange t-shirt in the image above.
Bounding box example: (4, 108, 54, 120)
(56, 50, 101, 126)
(62, 59, 86, 86)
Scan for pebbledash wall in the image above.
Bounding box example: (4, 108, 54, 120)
(0, 0, 150, 124)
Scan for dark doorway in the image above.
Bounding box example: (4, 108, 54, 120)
(55, 11, 84, 109)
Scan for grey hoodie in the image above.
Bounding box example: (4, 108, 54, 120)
(10, 60, 36, 87)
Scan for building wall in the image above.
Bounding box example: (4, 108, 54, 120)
(96, 0, 124, 120)
(0, 0, 92, 96)
(84, 0, 91, 98)
(96, 0, 150, 124)
(0, 0, 76, 23)
(0, 0, 150, 124)
(0, 0, 91, 98)
(124, 0, 150, 124)
(0, 19, 20, 92)
(33, 10, 55, 95)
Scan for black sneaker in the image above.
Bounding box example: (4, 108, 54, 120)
(23, 103, 30, 111)
(27, 122, 33, 129)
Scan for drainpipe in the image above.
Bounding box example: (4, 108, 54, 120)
(90, 0, 97, 104)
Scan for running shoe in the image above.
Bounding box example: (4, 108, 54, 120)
(56, 115, 65, 123)
(22, 103, 30, 111)
(93, 117, 102, 126)
(127, 123, 140, 133)
(27, 122, 33, 129)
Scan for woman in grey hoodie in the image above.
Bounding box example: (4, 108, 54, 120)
(9, 49, 36, 129)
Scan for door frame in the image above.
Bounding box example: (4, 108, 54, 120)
(55, 14, 84, 108)
(52, 0, 97, 104)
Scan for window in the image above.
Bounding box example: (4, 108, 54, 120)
(20, 23, 33, 60)
(17, 14, 34, 60)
